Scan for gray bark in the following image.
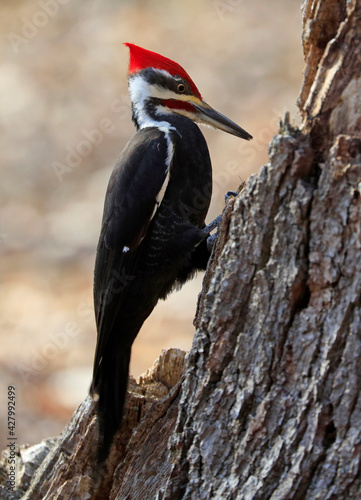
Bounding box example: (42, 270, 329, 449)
(1, 0, 360, 498)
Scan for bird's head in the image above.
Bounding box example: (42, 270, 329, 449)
(124, 43, 252, 141)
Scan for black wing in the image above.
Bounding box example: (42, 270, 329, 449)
(101, 128, 170, 252)
(91, 127, 170, 392)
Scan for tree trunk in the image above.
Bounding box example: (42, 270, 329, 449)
(1, 0, 360, 498)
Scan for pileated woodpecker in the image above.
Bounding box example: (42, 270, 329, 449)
(90, 43, 252, 462)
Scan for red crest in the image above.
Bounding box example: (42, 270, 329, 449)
(124, 43, 201, 98)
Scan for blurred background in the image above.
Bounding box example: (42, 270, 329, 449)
(0, 0, 304, 449)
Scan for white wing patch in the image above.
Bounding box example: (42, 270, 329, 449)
(151, 169, 170, 219)
(150, 129, 173, 222)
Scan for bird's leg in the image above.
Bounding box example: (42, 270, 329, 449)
(204, 214, 222, 235)
(203, 214, 222, 252)
(204, 191, 239, 252)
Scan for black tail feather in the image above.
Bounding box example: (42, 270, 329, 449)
(92, 348, 131, 464)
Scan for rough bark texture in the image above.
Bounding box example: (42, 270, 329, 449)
(1, 0, 360, 498)
(0, 349, 187, 500)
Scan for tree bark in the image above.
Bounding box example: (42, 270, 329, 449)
(1, 0, 360, 498)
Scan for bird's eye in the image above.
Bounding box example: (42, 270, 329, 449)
(177, 83, 186, 93)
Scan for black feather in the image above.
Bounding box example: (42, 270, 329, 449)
(90, 116, 212, 462)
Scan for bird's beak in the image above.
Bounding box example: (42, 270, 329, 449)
(192, 101, 252, 141)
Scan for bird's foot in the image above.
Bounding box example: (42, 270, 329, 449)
(225, 190, 237, 202)
(204, 214, 222, 252)
(203, 191, 237, 253)
(204, 214, 222, 234)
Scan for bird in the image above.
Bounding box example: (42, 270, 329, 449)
(90, 43, 252, 463)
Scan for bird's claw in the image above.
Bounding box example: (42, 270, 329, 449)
(204, 214, 222, 252)
(203, 190, 237, 253)
(225, 190, 237, 202)
(206, 232, 219, 252)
